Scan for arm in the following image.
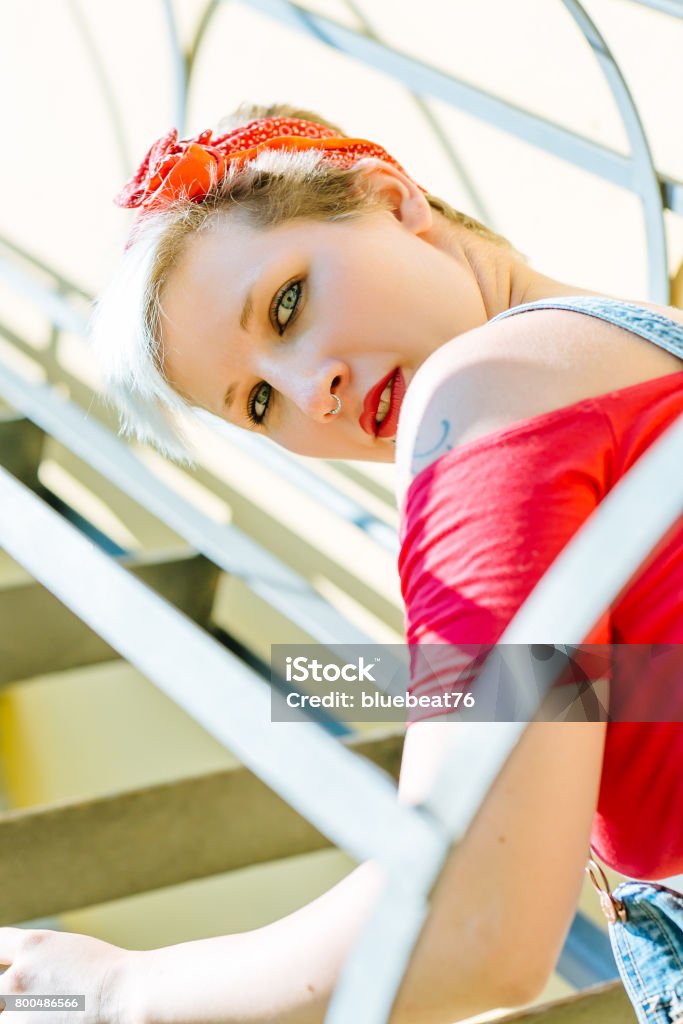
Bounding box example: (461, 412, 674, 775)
(394, 719, 606, 1018)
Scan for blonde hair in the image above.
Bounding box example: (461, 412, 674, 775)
(90, 103, 510, 462)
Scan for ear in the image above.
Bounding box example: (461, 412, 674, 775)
(353, 157, 433, 234)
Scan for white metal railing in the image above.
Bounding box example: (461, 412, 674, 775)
(326, 411, 683, 1020)
(0, 359, 377, 648)
(0, 466, 446, 876)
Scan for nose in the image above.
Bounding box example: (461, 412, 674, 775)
(270, 360, 347, 422)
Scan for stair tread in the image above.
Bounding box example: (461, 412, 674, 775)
(1, 660, 241, 808)
(0, 728, 402, 923)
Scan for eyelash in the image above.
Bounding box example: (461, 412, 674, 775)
(270, 278, 303, 336)
(246, 279, 304, 426)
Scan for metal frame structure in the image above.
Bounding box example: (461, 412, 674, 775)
(1, 1, 683, 1020)
(180, 0, 682, 300)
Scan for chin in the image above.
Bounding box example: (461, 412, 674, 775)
(359, 445, 396, 464)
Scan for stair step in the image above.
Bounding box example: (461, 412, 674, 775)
(0, 551, 220, 684)
(0, 731, 402, 923)
(0, 411, 44, 488)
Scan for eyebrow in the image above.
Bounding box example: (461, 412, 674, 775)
(223, 289, 254, 410)
(240, 291, 254, 332)
(223, 382, 237, 410)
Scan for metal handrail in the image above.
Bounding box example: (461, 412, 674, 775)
(0, 466, 445, 876)
(560, 0, 667, 301)
(328, 413, 683, 1021)
(194, 414, 400, 552)
(0, 359, 377, 649)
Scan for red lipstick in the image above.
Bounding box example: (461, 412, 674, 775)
(359, 368, 405, 438)
(376, 368, 405, 438)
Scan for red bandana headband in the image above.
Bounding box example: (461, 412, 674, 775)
(115, 116, 424, 217)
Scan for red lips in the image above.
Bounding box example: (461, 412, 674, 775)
(359, 367, 405, 438)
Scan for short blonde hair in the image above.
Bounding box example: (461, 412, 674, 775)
(90, 103, 510, 462)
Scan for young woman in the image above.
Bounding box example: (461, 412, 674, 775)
(1, 104, 681, 1024)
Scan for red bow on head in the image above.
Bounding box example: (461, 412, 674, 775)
(115, 117, 422, 216)
(115, 128, 227, 210)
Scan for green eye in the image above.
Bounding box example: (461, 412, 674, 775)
(273, 281, 302, 333)
(248, 382, 271, 425)
(248, 279, 303, 426)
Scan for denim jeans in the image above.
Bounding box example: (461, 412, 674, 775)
(608, 881, 683, 1023)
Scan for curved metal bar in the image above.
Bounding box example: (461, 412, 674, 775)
(560, 0, 668, 302)
(66, 0, 133, 179)
(341, 0, 494, 226)
(240, 0, 681, 300)
(235, 1, 637, 187)
(161, 0, 188, 132)
(330, 409, 683, 1021)
(187, 0, 222, 82)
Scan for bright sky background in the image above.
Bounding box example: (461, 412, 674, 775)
(1, 0, 682, 301)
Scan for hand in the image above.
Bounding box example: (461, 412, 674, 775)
(0, 927, 139, 1024)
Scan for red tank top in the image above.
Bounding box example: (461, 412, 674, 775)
(399, 371, 683, 880)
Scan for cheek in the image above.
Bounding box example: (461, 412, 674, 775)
(278, 431, 333, 458)
(274, 418, 349, 459)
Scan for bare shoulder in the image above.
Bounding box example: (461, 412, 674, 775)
(394, 312, 562, 503)
(394, 303, 683, 504)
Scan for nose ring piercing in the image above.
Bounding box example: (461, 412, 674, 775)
(328, 393, 342, 416)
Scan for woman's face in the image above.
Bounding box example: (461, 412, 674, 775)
(160, 174, 488, 461)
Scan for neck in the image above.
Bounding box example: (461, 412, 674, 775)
(457, 226, 599, 321)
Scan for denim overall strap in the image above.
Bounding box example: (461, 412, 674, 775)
(490, 296, 683, 361)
